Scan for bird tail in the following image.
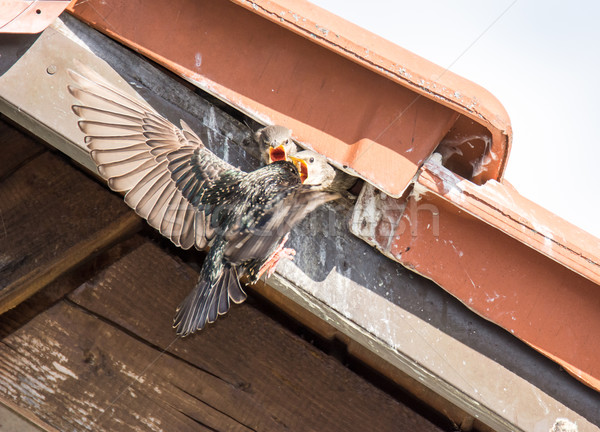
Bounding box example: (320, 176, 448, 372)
(173, 264, 247, 337)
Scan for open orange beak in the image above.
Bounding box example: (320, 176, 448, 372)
(268, 145, 287, 163)
(289, 156, 308, 183)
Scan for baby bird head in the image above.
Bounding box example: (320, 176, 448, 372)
(288, 150, 337, 189)
(254, 125, 298, 164)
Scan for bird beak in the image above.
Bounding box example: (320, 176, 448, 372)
(268, 145, 287, 163)
(288, 156, 308, 183)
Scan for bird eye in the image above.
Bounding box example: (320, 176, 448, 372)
(309, 157, 315, 163)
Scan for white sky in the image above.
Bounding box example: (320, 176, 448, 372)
(311, 0, 600, 238)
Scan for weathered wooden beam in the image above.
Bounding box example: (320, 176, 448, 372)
(57, 242, 439, 431)
(0, 120, 141, 314)
(0, 13, 597, 431)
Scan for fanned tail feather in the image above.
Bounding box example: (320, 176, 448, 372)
(173, 264, 246, 337)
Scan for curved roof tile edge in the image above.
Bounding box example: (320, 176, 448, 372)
(235, 0, 513, 180)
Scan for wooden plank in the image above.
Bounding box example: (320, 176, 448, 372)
(0, 149, 141, 313)
(248, 279, 483, 431)
(0, 235, 145, 339)
(66, 242, 441, 431)
(267, 201, 600, 432)
(0, 303, 264, 431)
(0, 118, 45, 180)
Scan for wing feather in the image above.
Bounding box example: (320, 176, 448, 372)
(124, 162, 169, 211)
(69, 69, 241, 250)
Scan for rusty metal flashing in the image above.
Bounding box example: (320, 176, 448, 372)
(0, 0, 70, 33)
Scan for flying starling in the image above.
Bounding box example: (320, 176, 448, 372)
(68, 69, 340, 336)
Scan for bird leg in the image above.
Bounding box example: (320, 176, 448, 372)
(257, 233, 296, 280)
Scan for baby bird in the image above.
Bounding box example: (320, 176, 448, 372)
(254, 125, 298, 164)
(255, 126, 357, 194)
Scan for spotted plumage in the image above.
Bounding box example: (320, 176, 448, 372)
(68, 68, 339, 336)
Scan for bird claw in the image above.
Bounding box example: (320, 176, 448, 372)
(257, 234, 296, 280)
(264, 248, 296, 278)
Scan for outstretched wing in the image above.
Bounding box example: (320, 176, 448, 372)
(68, 69, 240, 250)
